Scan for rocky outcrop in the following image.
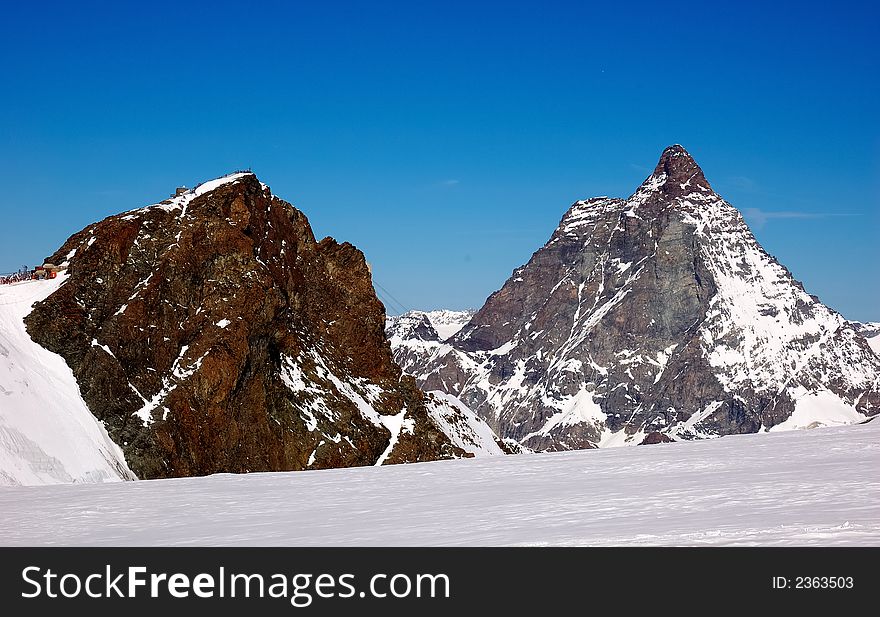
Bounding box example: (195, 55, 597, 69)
(24, 173, 487, 479)
(390, 146, 880, 450)
(639, 432, 675, 445)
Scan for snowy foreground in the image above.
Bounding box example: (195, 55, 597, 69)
(1, 420, 878, 547)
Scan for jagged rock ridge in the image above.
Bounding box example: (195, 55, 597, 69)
(24, 172, 501, 479)
(388, 146, 880, 450)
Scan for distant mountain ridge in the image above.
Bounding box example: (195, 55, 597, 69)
(386, 310, 474, 343)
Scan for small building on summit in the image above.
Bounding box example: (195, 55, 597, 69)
(33, 263, 64, 280)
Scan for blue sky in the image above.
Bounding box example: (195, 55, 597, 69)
(1, 1, 877, 320)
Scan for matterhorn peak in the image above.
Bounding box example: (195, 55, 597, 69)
(641, 144, 712, 197)
(391, 145, 880, 452)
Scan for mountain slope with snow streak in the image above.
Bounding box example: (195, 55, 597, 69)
(1, 419, 876, 546)
(851, 322, 880, 357)
(391, 146, 880, 451)
(385, 310, 478, 391)
(0, 277, 134, 485)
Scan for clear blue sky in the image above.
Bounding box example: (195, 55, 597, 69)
(1, 1, 877, 320)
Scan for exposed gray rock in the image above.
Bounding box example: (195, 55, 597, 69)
(390, 146, 880, 450)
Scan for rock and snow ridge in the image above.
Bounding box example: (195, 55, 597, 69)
(2, 172, 501, 485)
(850, 322, 880, 357)
(389, 145, 880, 451)
(386, 310, 474, 343)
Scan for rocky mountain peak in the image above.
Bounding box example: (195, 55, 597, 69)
(390, 146, 880, 451)
(21, 171, 508, 479)
(640, 144, 712, 199)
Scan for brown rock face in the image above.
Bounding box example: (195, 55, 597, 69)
(25, 173, 465, 478)
(639, 432, 675, 445)
(650, 144, 712, 198)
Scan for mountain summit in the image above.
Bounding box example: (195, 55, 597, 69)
(17, 172, 502, 481)
(650, 144, 712, 194)
(388, 146, 880, 450)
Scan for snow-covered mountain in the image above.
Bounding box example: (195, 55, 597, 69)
(386, 310, 473, 342)
(1, 172, 502, 485)
(390, 146, 880, 450)
(385, 310, 475, 384)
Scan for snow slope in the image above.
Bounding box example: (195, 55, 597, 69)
(0, 277, 134, 485)
(425, 391, 505, 456)
(423, 310, 474, 340)
(1, 420, 876, 546)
